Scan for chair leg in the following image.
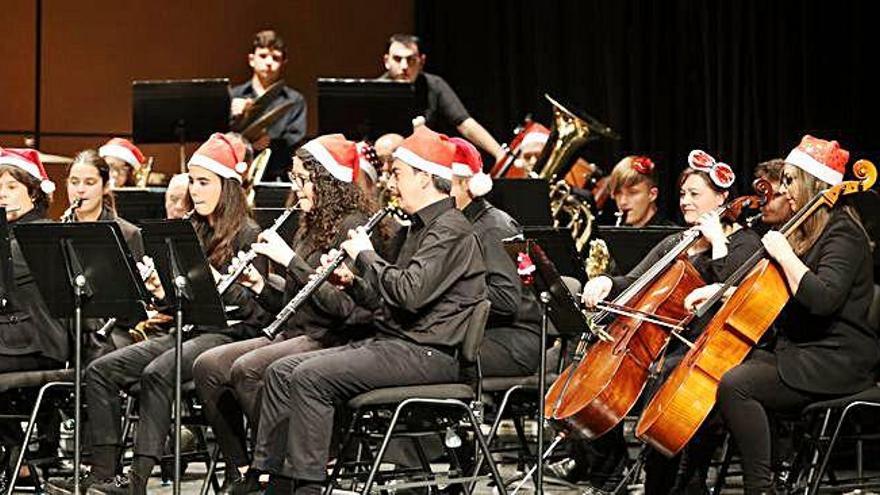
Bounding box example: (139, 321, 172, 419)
(199, 443, 220, 495)
(324, 412, 362, 495)
(361, 402, 409, 494)
(809, 401, 878, 495)
(117, 394, 136, 472)
(803, 408, 833, 495)
(712, 434, 734, 495)
(8, 381, 71, 493)
(461, 401, 508, 495)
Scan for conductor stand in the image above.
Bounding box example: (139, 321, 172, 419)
(14, 222, 149, 495)
(140, 220, 226, 494)
(504, 237, 602, 494)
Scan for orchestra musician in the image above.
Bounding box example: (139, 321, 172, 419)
(164, 173, 192, 220)
(98, 138, 146, 189)
(240, 126, 486, 494)
(0, 149, 69, 484)
(694, 136, 878, 494)
(605, 155, 674, 227)
(449, 137, 542, 376)
(191, 134, 384, 493)
(49, 133, 269, 494)
(380, 34, 505, 161)
(230, 30, 306, 182)
(579, 151, 762, 493)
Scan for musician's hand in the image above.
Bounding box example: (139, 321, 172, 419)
(762, 230, 795, 263)
(340, 227, 374, 260)
(139, 258, 165, 300)
(252, 230, 295, 267)
(253, 132, 271, 151)
(229, 251, 265, 294)
(684, 283, 723, 313)
(231, 97, 253, 117)
(695, 211, 726, 247)
(581, 276, 612, 309)
(317, 250, 354, 289)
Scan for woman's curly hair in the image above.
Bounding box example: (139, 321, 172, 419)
(295, 149, 383, 251)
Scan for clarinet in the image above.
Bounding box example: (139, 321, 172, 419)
(262, 204, 399, 339)
(61, 197, 84, 223)
(216, 205, 300, 296)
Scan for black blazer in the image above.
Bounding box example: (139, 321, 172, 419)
(0, 210, 69, 363)
(775, 209, 879, 395)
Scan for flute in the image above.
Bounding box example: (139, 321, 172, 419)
(262, 204, 400, 340)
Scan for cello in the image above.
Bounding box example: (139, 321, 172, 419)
(544, 180, 772, 439)
(635, 160, 877, 457)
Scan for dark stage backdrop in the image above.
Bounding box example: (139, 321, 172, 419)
(415, 0, 880, 222)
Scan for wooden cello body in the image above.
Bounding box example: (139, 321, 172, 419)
(635, 259, 789, 456)
(635, 159, 877, 457)
(544, 259, 705, 439)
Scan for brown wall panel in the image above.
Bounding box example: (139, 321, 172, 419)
(0, 0, 36, 132)
(39, 0, 413, 136)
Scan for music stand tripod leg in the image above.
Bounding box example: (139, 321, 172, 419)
(534, 291, 552, 494)
(73, 276, 86, 495)
(172, 275, 186, 495)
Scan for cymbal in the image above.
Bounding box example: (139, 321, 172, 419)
(38, 152, 73, 164)
(241, 100, 295, 142)
(231, 80, 287, 132)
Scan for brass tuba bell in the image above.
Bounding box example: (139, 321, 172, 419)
(534, 95, 591, 181)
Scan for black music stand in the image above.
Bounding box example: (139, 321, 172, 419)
(132, 78, 230, 173)
(595, 225, 684, 274)
(317, 78, 418, 140)
(14, 222, 149, 494)
(503, 235, 593, 493)
(139, 220, 226, 494)
(114, 187, 167, 222)
(0, 208, 12, 310)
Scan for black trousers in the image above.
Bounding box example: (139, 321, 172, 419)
(480, 327, 541, 377)
(84, 332, 232, 468)
(251, 337, 460, 481)
(717, 349, 822, 493)
(191, 334, 325, 468)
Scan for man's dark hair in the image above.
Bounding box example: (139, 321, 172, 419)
(754, 158, 785, 183)
(252, 30, 287, 58)
(431, 175, 451, 194)
(386, 34, 421, 53)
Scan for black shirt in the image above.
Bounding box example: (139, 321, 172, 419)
(774, 209, 878, 395)
(230, 81, 307, 181)
(2, 209, 69, 363)
(380, 72, 470, 135)
(462, 198, 540, 333)
(257, 211, 375, 344)
(352, 197, 486, 347)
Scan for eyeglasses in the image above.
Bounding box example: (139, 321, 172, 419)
(287, 171, 311, 187)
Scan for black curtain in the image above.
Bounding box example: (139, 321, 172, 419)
(415, 0, 880, 219)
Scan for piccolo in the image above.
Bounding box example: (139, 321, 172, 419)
(216, 203, 301, 296)
(262, 203, 402, 340)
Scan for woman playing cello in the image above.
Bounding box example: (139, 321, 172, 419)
(699, 136, 877, 494)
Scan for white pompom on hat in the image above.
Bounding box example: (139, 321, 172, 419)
(450, 137, 492, 197)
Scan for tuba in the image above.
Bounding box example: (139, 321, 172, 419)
(534, 95, 591, 181)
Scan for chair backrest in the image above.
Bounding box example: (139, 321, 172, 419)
(460, 300, 492, 364)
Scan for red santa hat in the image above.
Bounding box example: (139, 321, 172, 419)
(519, 123, 551, 150)
(302, 134, 360, 183)
(99, 137, 145, 168)
(188, 133, 249, 182)
(784, 135, 849, 186)
(0, 148, 56, 193)
(450, 137, 492, 196)
(393, 126, 456, 180)
(355, 141, 379, 183)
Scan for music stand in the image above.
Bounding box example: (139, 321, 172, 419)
(503, 235, 593, 493)
(0, 208, 12, 310)
(595, 225, 684, 274)
(253, 183, 293, 208)
(317, 78, 418, 140)
(14, 222, 149, 494)
(132, 78, 230, 173)
(139, 220, 226, 494)
(485, 179, 552, 226)
(114, 187, 167, 222)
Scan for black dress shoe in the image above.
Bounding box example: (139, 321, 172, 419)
(221, 470, 262, 495)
